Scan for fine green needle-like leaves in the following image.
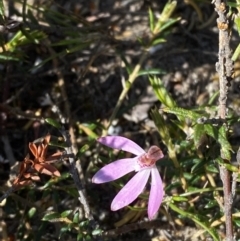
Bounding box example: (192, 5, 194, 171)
(218, 126, 232, 160)
(193, 124, 207, 149)
(149, 75, 176, 108)
(61, 210, 73, 218)
(42, 212, 61, 221)
(45, 118, 61, 129)
(169, 202, 220, 241)
(0, 0, 5, 22)
(162, 107, 201, 121)
(148, 8, 155, 33)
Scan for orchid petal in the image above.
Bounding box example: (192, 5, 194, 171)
(148, 166, 164, 220)
(92, 158, 137, 183)
(98, 136, 145, 156)
(147, 146, 164, 161)
(111, 169, 151, 211)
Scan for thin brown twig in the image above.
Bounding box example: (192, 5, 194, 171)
(1, 135, 16, 166)
(213, 0, 234, 240)
(60, 128, 93, 220)
(0, 103, 42, 120)
(43, 39, 93, 220)
(0, 186, 15, 203)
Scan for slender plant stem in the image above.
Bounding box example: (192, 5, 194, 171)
(168, 146, 187, 190)
(213, 0, 234, 240)
(45, 39, 93, 220)
(104, 52, 148, 134)
(60, 129, 93, 220)
(103, 6, 178, 134)
(0, 187, 14, 203)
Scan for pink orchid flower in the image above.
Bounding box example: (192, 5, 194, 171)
(92, 136, 164, 220)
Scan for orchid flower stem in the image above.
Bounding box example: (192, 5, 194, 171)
(168, 148, 187, 190)
(151, 108, 187, 190)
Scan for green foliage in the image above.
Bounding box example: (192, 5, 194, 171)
(150, 61, 238, 239)
(0, 0, 5, 22)
(148, 1, 180, 47)
(169, 202, 220, 240)
(162, 106, 201, 120)
(153, 1, 178, 34)
(148, 8, 155, 33)
(7, 29, 46, 49)
(231, 1, 240, 60)
(149, 76, 176, 108)
(45, 118, 61, 129)
(28, 207, 37, 218)
(2, 0, 240, 240)
(42, 212, 61, 221)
